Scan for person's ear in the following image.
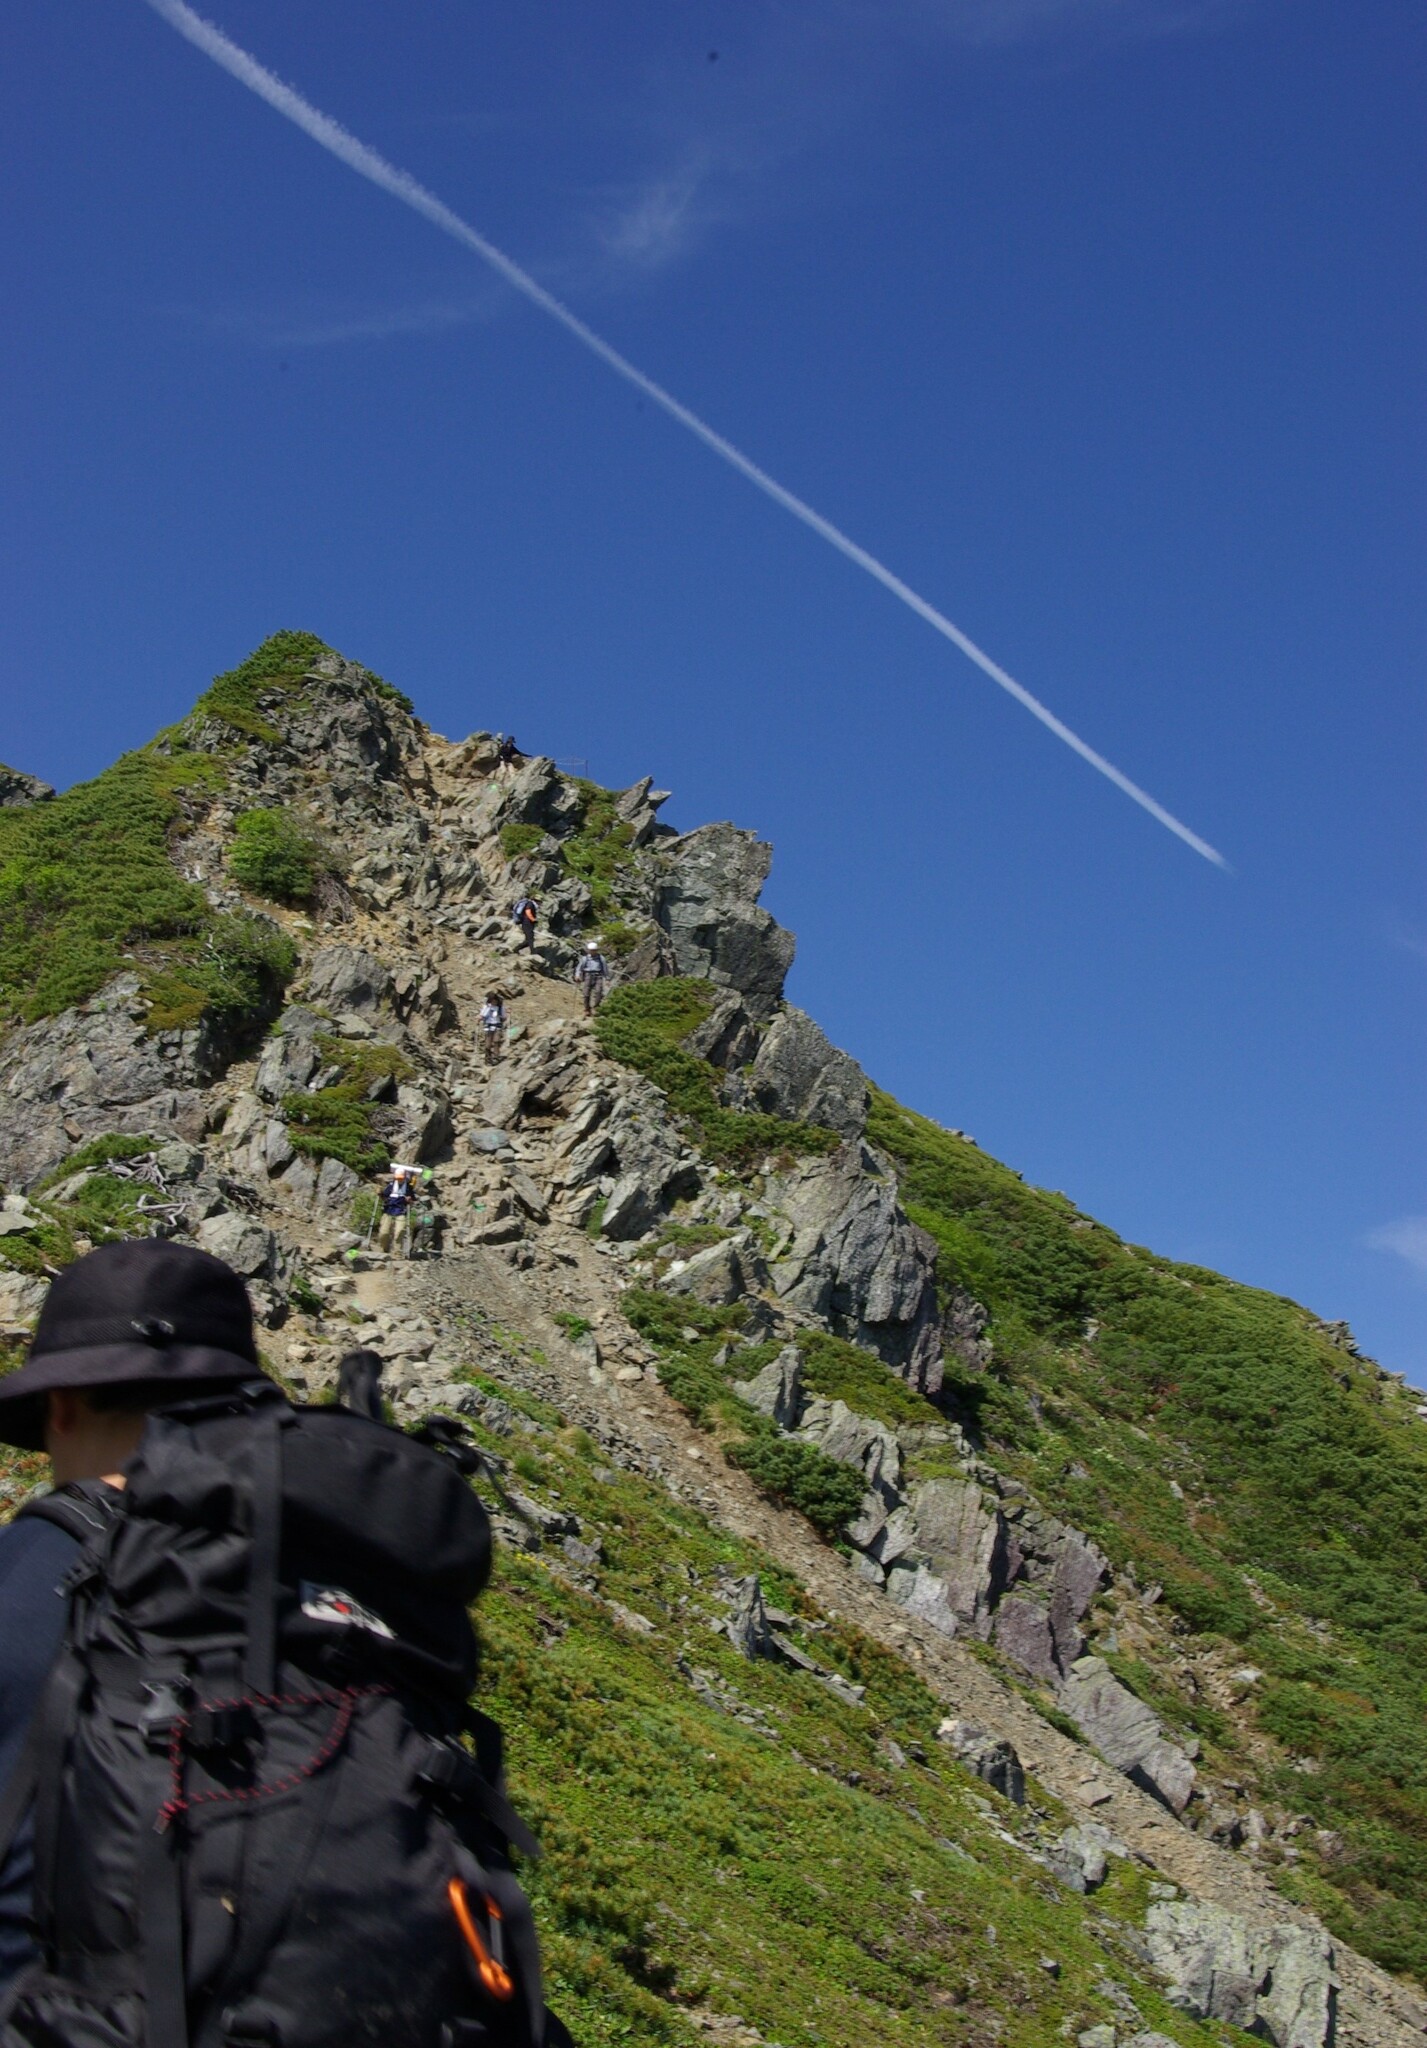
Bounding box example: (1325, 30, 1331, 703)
(45, 1387, 84, 1440)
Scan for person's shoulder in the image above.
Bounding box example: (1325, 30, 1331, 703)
(0, 1512, 82, 1599)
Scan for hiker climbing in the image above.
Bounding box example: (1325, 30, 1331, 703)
(408, 1168, 443, 1260)
(480, 990, 508, 1065)
(373, 1162, 417, 1255)
(573, 938, 609, 1015)
(495, 734, 523, 781)
(511, 895, 539, 954)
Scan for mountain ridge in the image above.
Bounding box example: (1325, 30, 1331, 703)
(1, 634, 1424, 2048)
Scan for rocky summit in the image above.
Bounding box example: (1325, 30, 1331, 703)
(2, 633, 1425, 2048)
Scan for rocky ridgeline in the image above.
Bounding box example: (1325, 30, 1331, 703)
(1, 657, 1422, 2048)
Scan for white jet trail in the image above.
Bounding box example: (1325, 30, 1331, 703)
(144, 0, 1227, 869)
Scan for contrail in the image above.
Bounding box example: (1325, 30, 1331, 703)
(143, 0, 1228, 869)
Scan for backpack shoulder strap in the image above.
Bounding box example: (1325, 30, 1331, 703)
(16, 1479, 120, 1550)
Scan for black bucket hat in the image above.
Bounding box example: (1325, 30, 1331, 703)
(0, 1238, 266, 1450)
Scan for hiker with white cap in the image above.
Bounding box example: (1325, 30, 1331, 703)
(376, 1162, 417, 1255)
(573, 940, 609, 1016)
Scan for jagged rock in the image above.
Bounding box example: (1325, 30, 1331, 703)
(796, 1398, 901, 1501)
(993, 1595, 1061, 1686)
(732, 1344, 804, 1428)
(936, 1719, 1025, 1805)
(662, 1234, 767, 1308)
(654, 824, 796, 1021)
(600, 1174, 659, 1242)
(0, 764, 55, 808)
(616, 927, 678, 984)
(1144, 1900, 1335, 2048)
(748, 1007, 868, 1139)
(394, 1085, 454, 1163)
(613, 775, 672, 849)
(886, 1562, 963, 1636)
(505, 1168, 548, 1222)
(1049, 1530, 1109, 1670)
(903, 1476, 1014, 1636)
(1050, 1822, 1127, 1893)
(254, 1009, 322, 1105)
(314, 1158, 359, 1211)
(0, 978, 215, 1188)
(846, 1498, 918, 1568)
(1060, 1657, 1196, 1815)
(469, 1128, 512, 1156)
(304, 946, 392, 1015)
(684, 994, 759, 1070)
(194, 1212, 279, 1280)
(0, 1270, 48, 1333)
(767, 1146, 942, 1394)
(942, 1288, 993, 1373)
(725, 1575, 779, 1659)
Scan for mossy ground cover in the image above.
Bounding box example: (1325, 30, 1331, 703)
(229, 807, 333, 906)
(596, 982, 841, 1168)
(869, 1091, 1427, 1981)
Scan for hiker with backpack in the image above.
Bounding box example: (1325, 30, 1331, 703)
(495, 736, 522, 782)
(408, 1169, 443, 1260)
(572, 941, 608, 1016)
(376, 1162, 416, 1255)
(511, 897, 538, 955)
(480, 992, 507, 1066)
(0, 1237, 567, 2047)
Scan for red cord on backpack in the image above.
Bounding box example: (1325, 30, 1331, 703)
(154, 1684, 391, 1833)
(448, 1878, 514, 2001)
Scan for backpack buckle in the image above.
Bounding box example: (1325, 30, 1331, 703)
(188, 1702, 258, 1756)
(417, 1737, 482, 1808)
(139, 1679, 190, 1750)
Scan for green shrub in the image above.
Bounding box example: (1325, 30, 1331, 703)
(500, 823, 547, 862)
(142, 915, 296, 1034)
(729, 1430, 865, 1534)
(229, 808, 326, 905)
(283, 1035, 412, 1176)
(560, 783, 637, 914)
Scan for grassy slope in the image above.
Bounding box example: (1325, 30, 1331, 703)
(0, 631, 335, 1030)
(867, 1093, 1427, 1982)
(450, 1361, 1225, 2048)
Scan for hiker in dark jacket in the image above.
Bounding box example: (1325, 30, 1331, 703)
(512, 896, 539, 954)
(0, 1242, 266, 1996)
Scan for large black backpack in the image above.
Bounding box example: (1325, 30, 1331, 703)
(0, 1381, 568, 2048)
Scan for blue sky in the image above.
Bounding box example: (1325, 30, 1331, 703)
(2, 1, 1423, 1376)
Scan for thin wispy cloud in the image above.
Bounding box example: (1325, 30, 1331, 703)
(1384, 915, 1427, 966)
(595, 158, 717, 272)
(191, 290, 505, 351)
(1365, 1217, 1427, 1282)
(141, 0, 1228, 867)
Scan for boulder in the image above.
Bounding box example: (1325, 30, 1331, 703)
(0, 1269, 48, 1334)
(1060, 1658, 1196, 1815)
(766, 1147, 942, 1395)
(0, 763, 55, 808)
(732, 1345, 804, 1429)
(613, 776, 672, 850)
(904, 1477, 1014, 1636)
(654, 824, 796, 1022)
(1049, 1822, 1126, 1893)
(662, 1235, 766, 1308)
(725, 1575, 780, 1660)
(304, 946, 393, 1016)
(0, 980, 215, 1188)
(936, 1719, 1025, 1805)
(1144, 1901, 1335, 2048)
(796, 1398, 901, 1502)
(684, 994, 759, 1071)
(748, 1007, 868, 1140)
(195, 1212, 279, 1281)
(254, 1011, 322, 1105)
(600, 1174, 658, 1242)
(993, 1596, 1061, 1687)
